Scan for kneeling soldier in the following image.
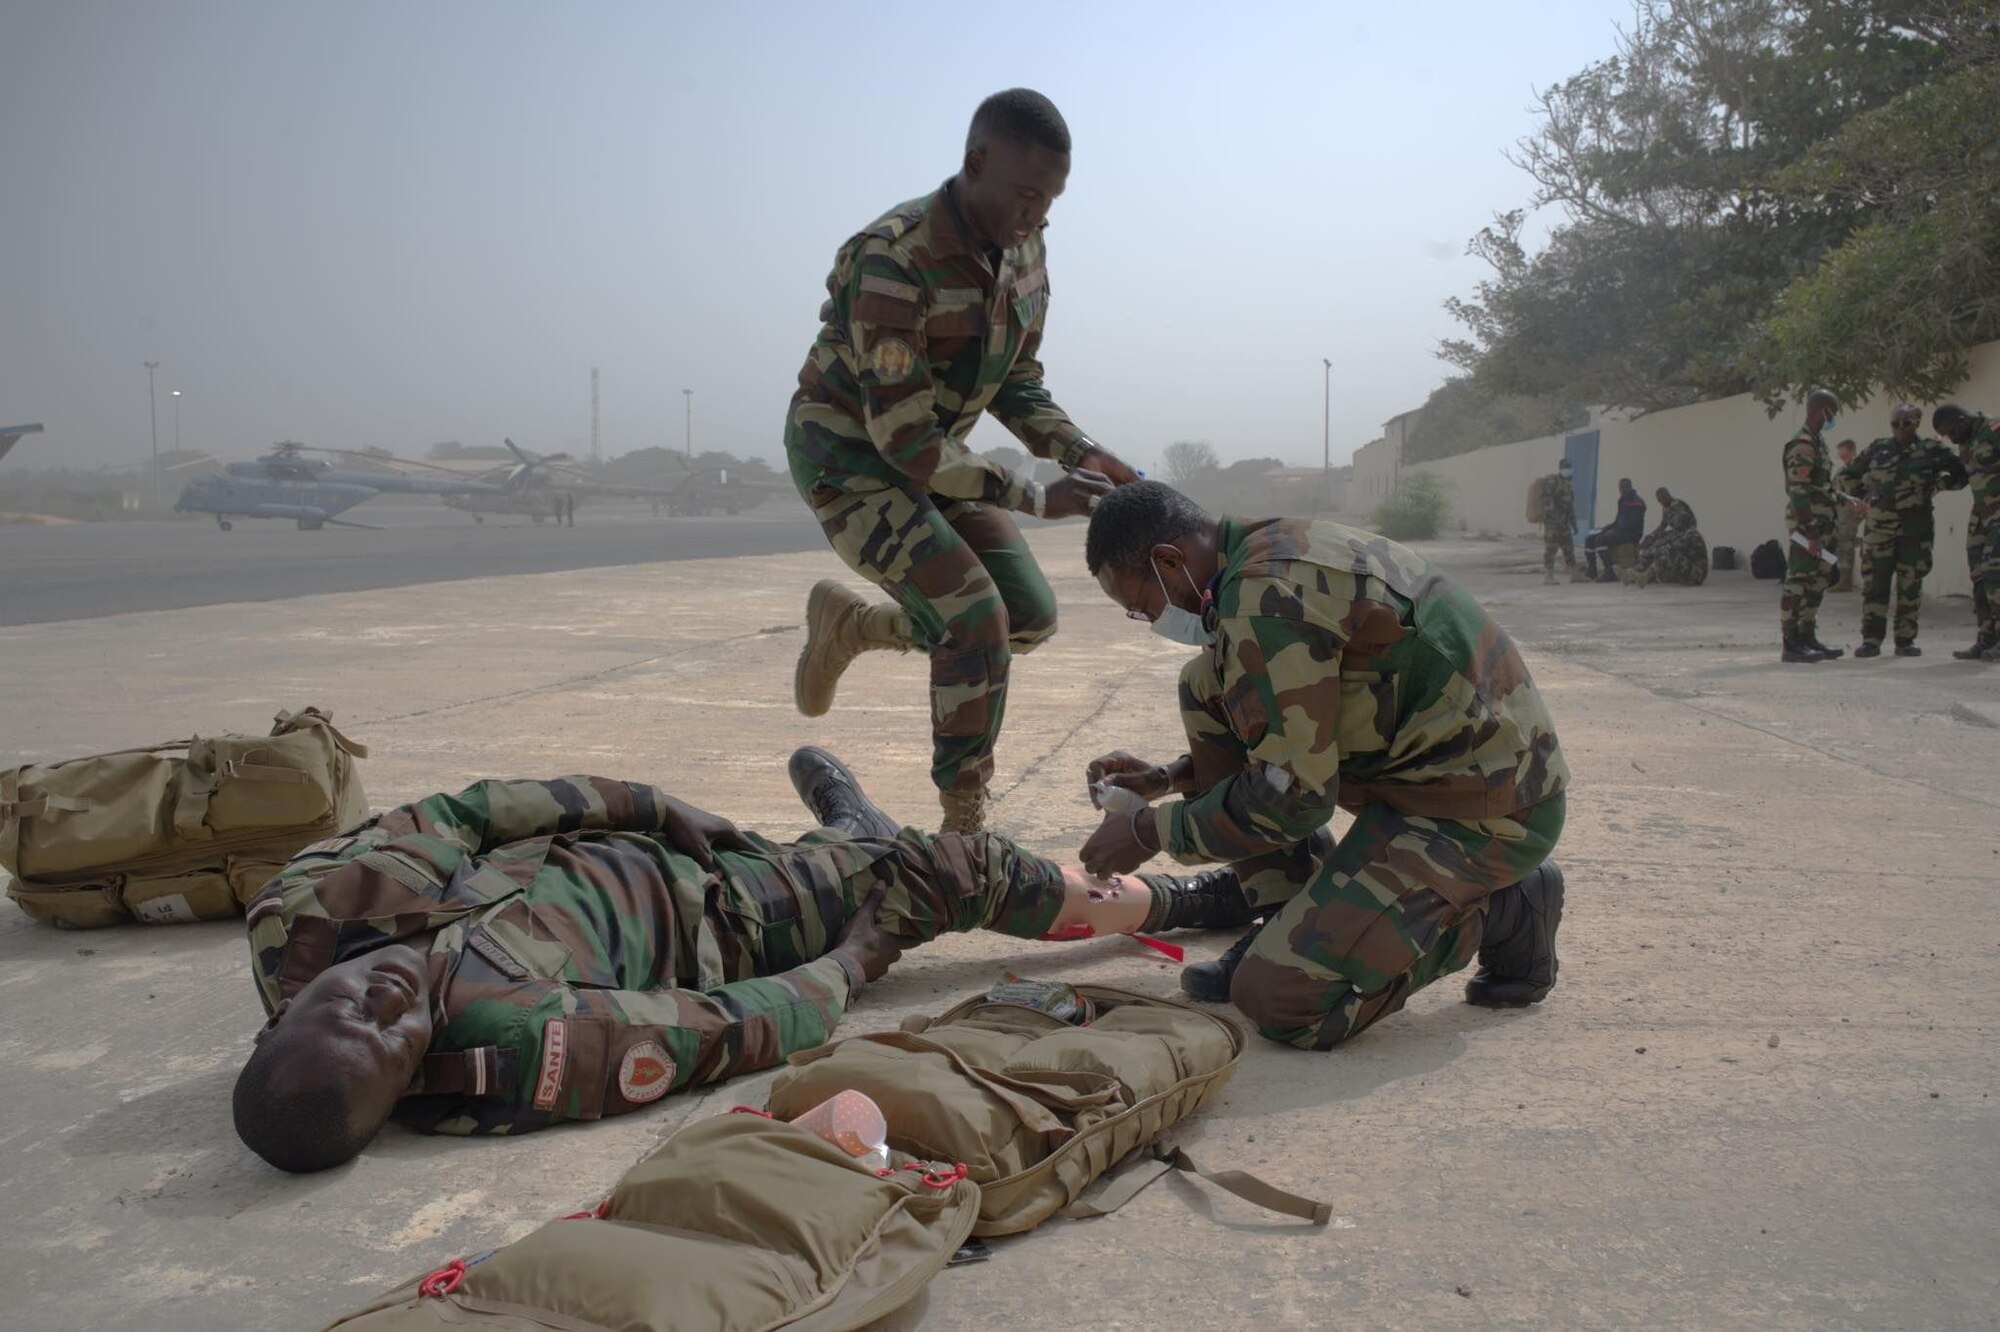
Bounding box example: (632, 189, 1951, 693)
(1079, 482, 1569, 1051)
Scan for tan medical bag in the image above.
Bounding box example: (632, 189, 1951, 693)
(0, 707, 368, 928)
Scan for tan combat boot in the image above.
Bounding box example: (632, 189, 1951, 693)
(938, 788, 987, 835)
(795, 580, 908, 717)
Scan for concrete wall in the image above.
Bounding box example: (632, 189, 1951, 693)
(1404, 340, 2000, 599)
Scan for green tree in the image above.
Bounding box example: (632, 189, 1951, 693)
(1746, 6, 2000, 406)
(1401, 376, 1588, 463)
(1443, 0, 1950, 413)
(1372, 472, 1455, 541)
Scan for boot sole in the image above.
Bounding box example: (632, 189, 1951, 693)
(795, 580, 849, 718)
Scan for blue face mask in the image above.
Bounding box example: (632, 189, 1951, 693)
(1149, 559, 1215, 648)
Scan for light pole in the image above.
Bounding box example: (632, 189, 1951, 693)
(1321, 357, 1332, 509)
(682, 388, 693, 461)
(144, 361, 161, 510)
(171, 389, 183, 454)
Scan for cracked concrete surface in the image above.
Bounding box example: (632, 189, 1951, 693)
(1, 530, 1995, 1330)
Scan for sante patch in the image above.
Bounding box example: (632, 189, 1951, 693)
(532, 1018, 569, 1111)
(618, 1042, 675, 1104)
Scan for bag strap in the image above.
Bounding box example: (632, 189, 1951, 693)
(219, 758, 314, 785)
(271, 707, 369, 758)
(1062, 1145, 1334, 1226)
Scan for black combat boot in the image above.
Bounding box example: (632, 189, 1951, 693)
(1181, 918, 1269, 1004)
(787, 745, 902, 841)
(1781, 635, 1827, 663)
(1951, 636, 1995, 660)
(1803, 632, 1844, 659)
(1894, 641, 1921, 658)
(1137, 868, 1257, 933)
(1853, 640, 1882, 658)
(1464, 861, 1565, 1008)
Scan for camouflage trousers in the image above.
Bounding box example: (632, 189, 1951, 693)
(790, 456, 1058, 796)
(1176, 655, 1564, 1050)
(1779, 531, 1832, 637)
(1858, 522, 1934, 646)
(1638, 529, 1709, 585)
(1541, 521, 1575, 572)
(1833, 508, 1862, 591)
(1971, 515, 2000, 642)
(708, 823, 1067, 982)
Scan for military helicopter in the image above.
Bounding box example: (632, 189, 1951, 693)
(436, 439, 783, 524)
(173, 442, 520, 529)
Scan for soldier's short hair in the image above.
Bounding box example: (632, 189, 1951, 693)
(233, 1039, 376, 1173)
(968, 89, 1071, 155)
(1806, 388, 1840, 412)
(1086, 481, 1212, 576)
(1933, 404, 1970, 432)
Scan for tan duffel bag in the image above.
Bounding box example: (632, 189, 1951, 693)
(326, 1110, 981, 1332)
(0, 706, 367, 928)
(768, 984, 1332, 1236)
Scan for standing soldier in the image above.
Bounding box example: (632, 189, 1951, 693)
(1779, 389, 1844, 663)
(785, 89, 1136, 833)
(1932, 405, 2000, 661)
(1539, 458, 1580, 585)
(1831, 440, 1864, 592)
(1835, 404, 1967, 658)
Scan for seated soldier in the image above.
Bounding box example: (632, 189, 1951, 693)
(1623, 487, 1708, 587)
(233, 755, 1249, 1172)
(1078, 481, 1567, 1051)
(1581, 477, 1647, 582)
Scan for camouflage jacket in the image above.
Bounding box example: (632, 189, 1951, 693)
(1782, 425, 1837, 538)
(244, 777, 864, 1136)
(1643, 498, 1697, 549)
(1541, 474, 1576, 528)
(1836, 436, 1966, 530)
(788, 184, 1092, 510)
(1961, 414, 2000, 527)
(1151, 518, 1570, 865)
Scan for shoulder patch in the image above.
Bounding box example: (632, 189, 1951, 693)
(618, 1042, 675, 1104)
(532, 1017, 569, 1111)
(871, 338, 917, 382)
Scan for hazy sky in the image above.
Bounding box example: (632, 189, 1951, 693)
(3, 1, 1634, 474)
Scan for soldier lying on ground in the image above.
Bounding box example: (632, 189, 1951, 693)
(233, 756, 1250, 1172)
(1076, 481, 1569, 1052)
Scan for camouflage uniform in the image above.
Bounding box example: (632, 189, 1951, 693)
(1779, 424, 1838, 643)
(1832, 484, 1862, 592)
(1146, 518, 1569, 1050)
(1540, 473, 1577, 573)
(1635, 498, 1708, 585)
(787, 186, 1097, 796)
(245, 776, 1068, 1136)
(1836, 435, 1968, 647)
(1958, 414, 2000, 649)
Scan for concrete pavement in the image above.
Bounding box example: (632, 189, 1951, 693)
(1, 529, 1995, 1329)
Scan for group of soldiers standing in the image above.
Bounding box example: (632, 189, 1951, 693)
(1778, 392, 1999, 664)
(1538, 464, 1708, 589)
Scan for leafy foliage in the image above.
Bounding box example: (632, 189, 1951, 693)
(1372, 472, 1455, 541)
(1401, 376, 1589, 463)
(1444, 0, 1978, 414)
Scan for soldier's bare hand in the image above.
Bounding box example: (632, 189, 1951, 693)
(833, 888, 908, 983)
(1076, 448, 1140, 487)
(1044, 470, 1114, 520)
(1805, 534, 1822, 559)
(1080, 808, 1157, 880)
(1086, 751, 1172, 806)
(658, 795, 758, 871)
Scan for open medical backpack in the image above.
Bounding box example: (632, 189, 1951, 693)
(328, 985, 1328, 1331)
